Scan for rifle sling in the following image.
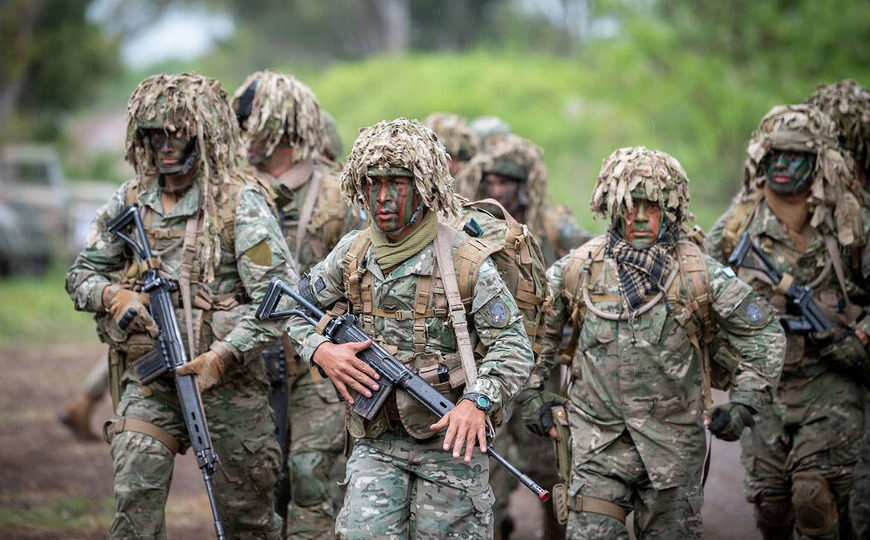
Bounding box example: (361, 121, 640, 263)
(294, 169, 321, 266)
(180, 213, 200, 360)
(824, 235, 855, 314)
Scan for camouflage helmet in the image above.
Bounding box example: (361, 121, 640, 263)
(320, 110, 343, 161)
(423, 113, 481, 162)
(590, 146, 693, 226)
(231, 70, 325, 163)
(125, 72, 237, 181)
(469, 115, 511, 142)
(806, 79, 870, 175)
(743, 104, 863, 246)
(340, 118, 459, 216)
(455, 134, 547, 223)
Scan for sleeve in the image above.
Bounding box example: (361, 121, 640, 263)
(703, 204, 736, 263)
(64, 181, 133, 312)
(287, 229, 363, 365)
(707, 255, 785, 410)
(221, 188, 300, 358)
(526, 252, 572, 389)
(465, 258, 535, 412)
(554, 208, 593, 259)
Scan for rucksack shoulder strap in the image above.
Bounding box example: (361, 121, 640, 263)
(721, 191, 763, 260)
(342, 229, 373, 314)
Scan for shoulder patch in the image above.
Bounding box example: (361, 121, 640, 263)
(735, 296, 771, 327)
(720, 266, 736, 278)
(485, 298, 509, 328)
(245, 240, 272, 266)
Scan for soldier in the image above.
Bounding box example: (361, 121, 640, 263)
(65, 72, 292, 539)
(705, 104, 869, 540)
(58, 351, 108, 440)
(469, 115, 512, 143)
(285, 117, 535, 538)
(806, 79, 870, 540)
(456, 133, 591, 265)
(321, 110, 344, 163)
(424, 112, 482, 177)
(233, 69, 361, 540)
(520, 146, 784, 539)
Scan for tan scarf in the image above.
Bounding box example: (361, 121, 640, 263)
(764, 184, 811, 252)
(370, 210, 438, 268)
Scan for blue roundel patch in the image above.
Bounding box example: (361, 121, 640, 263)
(488, 300, 508, 328)
(745, 301, 764, 324)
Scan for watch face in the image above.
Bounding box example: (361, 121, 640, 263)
(477, 395, 491, 409)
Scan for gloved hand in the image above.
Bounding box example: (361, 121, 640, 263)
(707, 402, 755, 441)
(820, 328, 870, 371)
(517, 388, 566, 437)
(176, 344, 234, 392)
(105, 286, 157, 336)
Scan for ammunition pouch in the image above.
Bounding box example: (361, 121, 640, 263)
(131, 348, 168, 385)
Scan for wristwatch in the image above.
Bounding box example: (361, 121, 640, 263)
(461, 392, 492, 412)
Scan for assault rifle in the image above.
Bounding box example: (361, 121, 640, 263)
(728, 231, 870, 387)
(262, 342, 290, 524)
(728, 231, 833, 335)
(107, 204, 225, 540)
(256, 277, 551, 502)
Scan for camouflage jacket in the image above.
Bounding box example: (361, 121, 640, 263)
(530, 202, 591, 266)
(66, 173, 298, 363)
(261, 157, 365, 273)
(705, 198, 870, 375)
(286, 222, 535, 439)
(530, 235, 784, 490)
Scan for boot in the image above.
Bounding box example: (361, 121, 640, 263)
(58, 394, 99, 441)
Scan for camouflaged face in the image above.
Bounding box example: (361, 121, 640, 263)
(590, 146, 692, 225)
(340, 118, 459, 215)
(456, 134, 547, 224)
(125, 72, 237, 181)
(232, 70, 325, 162)
(424, 113, 481, 162)
(743, 104, 863, 246)
(807, 79, 870, 174)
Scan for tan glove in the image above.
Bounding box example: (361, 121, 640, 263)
(176, 343, 234, 392)
(105, 286, 157, 336)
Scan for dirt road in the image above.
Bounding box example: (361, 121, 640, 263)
(0, 341, 760, 539)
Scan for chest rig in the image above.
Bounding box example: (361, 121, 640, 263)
(561, 236, 724, 407)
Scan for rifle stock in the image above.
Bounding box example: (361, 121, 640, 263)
(257, 277, 551, 502)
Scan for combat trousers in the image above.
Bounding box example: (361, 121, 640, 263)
(336, 429, 495, 539)
(566, 430, 703, 540)
(286, 364, 347, 540)
(109, 376, 283, 540)
(741, 368, 864, 540)
(851, 431, 870, 540)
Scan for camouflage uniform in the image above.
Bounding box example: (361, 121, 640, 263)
(424, 112, 481, 178)
(287, 118, 535, 539)
(529, 147, 783, 540)
(806, 80, 870, 540)
(705, 105, 869, 540)
(66, 73, 294, 539)
(233, 69, 365, 540)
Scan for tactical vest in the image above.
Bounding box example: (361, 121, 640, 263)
(340, 224, 502, 440)
(560, 236, 730, 408)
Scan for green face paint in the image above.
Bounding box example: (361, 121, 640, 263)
(763, 150, 815, 194)
(619, 190, 662, 248)
(148, 129, 198, 175)
(367, 175, 419, 235)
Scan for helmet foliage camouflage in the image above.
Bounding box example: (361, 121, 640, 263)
(232, 70, 325, 163)
(320, 110, 343, 161)
(590, 146, 692, 226)
(743, 104, 862, 246)
(424, 113, 481, 162)
(124, 72, 249, 281)
(456, 134, 547, 224)
(469, 115, 511, 142)
(806, 79, 870, 175)
(340, 118, 459, 216)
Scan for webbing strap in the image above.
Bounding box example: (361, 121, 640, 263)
(824, 235, 856, 314)
(179, 213, 200, 359)
(434, 223, 478, 387)
(294, 169, 321, 266)
(568, 495, 627, 524)
(112, 417, 180, 455)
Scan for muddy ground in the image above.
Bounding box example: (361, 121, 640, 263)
(0, 341, 759, 539)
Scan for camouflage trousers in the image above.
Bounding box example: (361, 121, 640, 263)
(285, 363, 347, 540)
(851, 430, 870, 540)
(108, 374, 283, 540)
(336, 429, 495, 539)
(740, 368, 864, 540)
(566, 430, 703, 540)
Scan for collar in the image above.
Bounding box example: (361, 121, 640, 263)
(139, 176, 201, 218)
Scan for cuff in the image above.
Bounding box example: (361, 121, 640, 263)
(302, 334, 330, 366)
(96, 283, 121, 312)
(210, 341, 238, 362)
(729, 391, 761, 414)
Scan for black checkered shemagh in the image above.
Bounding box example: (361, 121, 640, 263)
(605, 225, 676, 311)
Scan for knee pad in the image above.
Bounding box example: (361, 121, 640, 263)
(791, 472, 838, 537)
(290, 451, 328, 507)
